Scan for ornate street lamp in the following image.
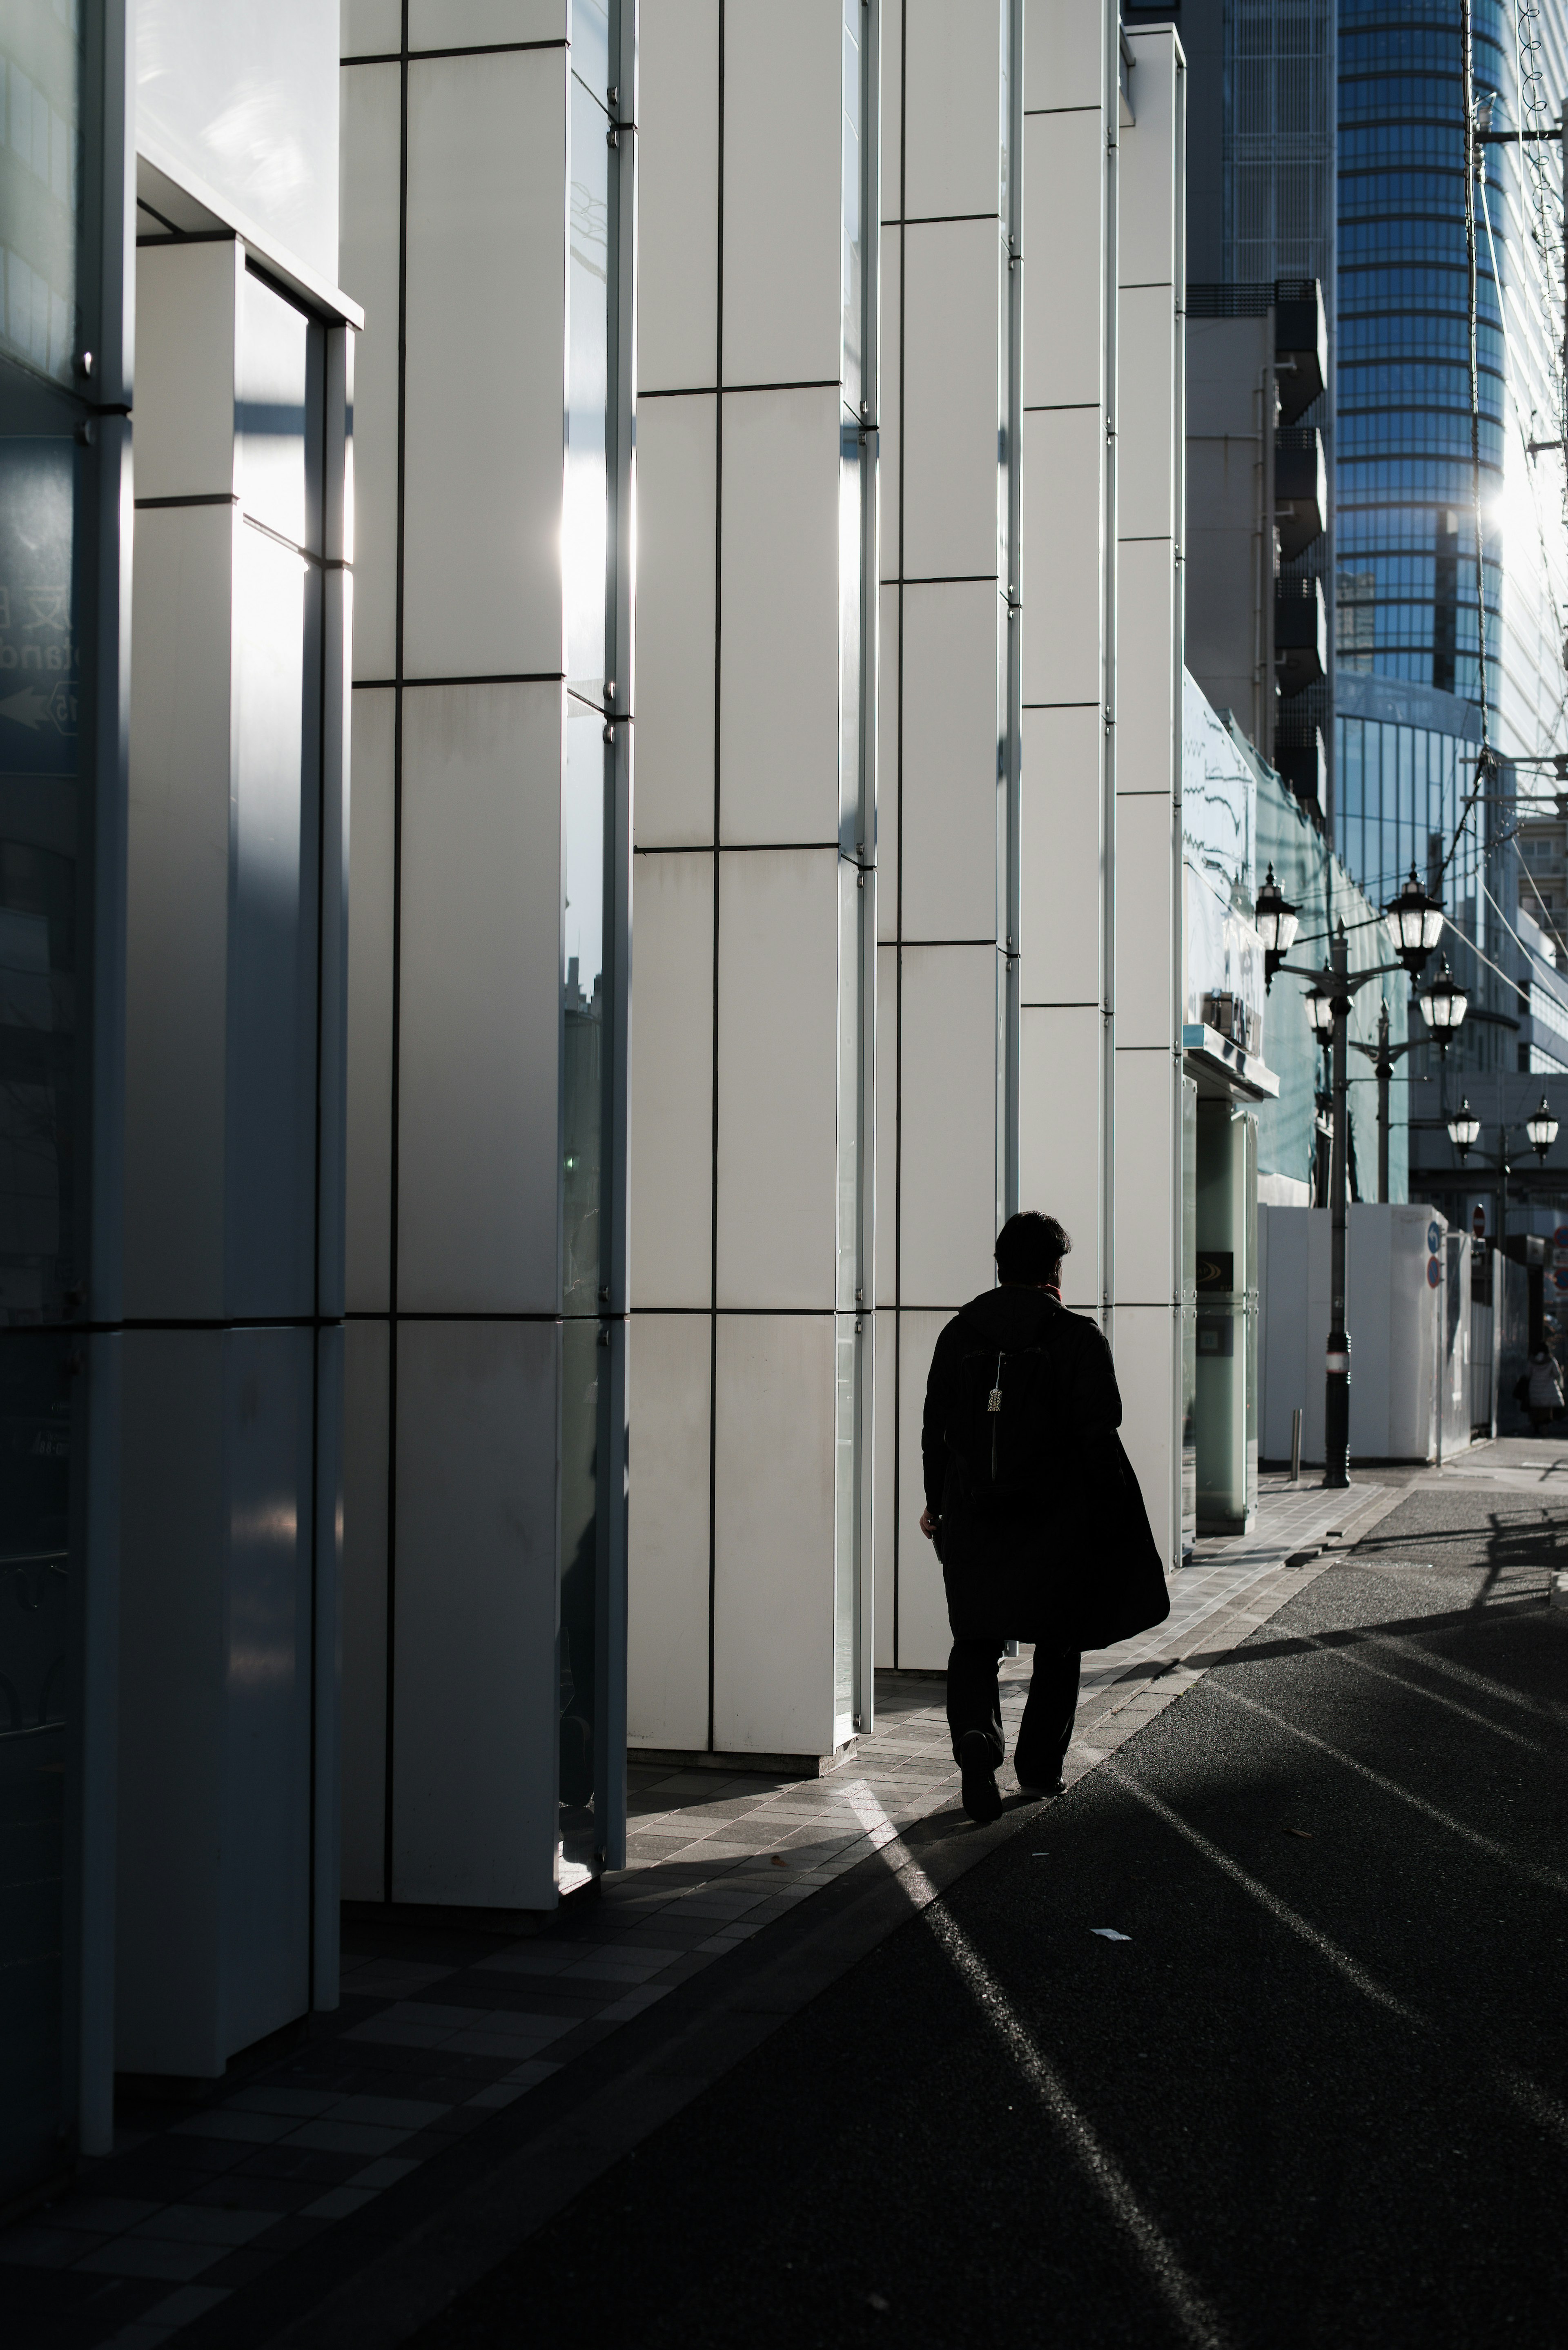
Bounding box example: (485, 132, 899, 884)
(1526, 1095, 1559, 1160)
(1305, 972, 1337, 1042)
(1418, 958, 1468, 1050)
(1384, 865, 1446, 977)
(1446, 1098, 1482, 1160)
(1255, 864, 1299, 989)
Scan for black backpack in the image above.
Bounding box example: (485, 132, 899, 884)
(945, 1323, 1062, 1514)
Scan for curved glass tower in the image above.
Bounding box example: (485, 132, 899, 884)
(1335, 0, 1568, 1078)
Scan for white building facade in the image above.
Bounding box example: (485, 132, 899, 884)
(0, 0, 1186, 2198)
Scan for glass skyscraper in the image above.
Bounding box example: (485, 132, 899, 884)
(1335, 0, 1568, 1079)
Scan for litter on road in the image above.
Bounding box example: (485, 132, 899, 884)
(1091, 1928, 1132, 1941)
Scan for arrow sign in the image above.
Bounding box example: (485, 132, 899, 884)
(0, 687, 51, 729)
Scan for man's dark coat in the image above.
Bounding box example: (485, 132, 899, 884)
(921, 1284, 1170, 1650)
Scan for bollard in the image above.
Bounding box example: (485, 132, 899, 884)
(1291, 1407, 1303, 1484)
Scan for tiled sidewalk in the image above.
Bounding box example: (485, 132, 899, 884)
(3, 1470, 1399, 2350)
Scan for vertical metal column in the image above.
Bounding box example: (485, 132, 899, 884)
(1002, 0, 1024, 1223)
(597, 0, 639, 1874)
(1325, 921, 1352, 1487)
(853, 0, 882, 1743)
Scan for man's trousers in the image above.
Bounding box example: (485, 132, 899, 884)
(946, 1640, 1082, 1786)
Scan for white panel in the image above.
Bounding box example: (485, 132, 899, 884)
(115, 1331, 226, 2075)
(873, 1307, 896, 1667)
(1117, 285, 1176, 540)
(1115, 536, 1177, 794)
(117, 1328, 313, 2074)
(901, 581, 1000, 942)
(899, 945, 998, 1307)
(1021, 111, 1102, 410)
(721, 0, 843, 386)
(629, 851, 714, 1308)
(1019, 703, 1101, 1002)
(712, 1314, 837, 1755)
(880, 0, 903, 225)
(345, 688, 395, 1313)
(403, 48, 566, 679)
(627, 1313, 713, 1748)
(902, 218, 1002, 583)
(220, 1327, 314, 2059)
(138, 1, 340, 281)
(716, 849, 840, 1309)
(634, 394, 717, 845)
(124, 506, 234, 1321)
(398, 683, 562, 1314)
(875, 942, 898, 1306)
(1110, 1302, 1180, 1573)
(393, 1319, 559, 1906)
(1022, 407, 1102, 707)
(879, 227, 902, 581)
(132, 240, 237, 501)
(408, 0, 567, 44)
(638, 0, 719, 390)
(904, 0, 1003, 221)
(1114, 789, 1176, 1052)
(341, 1318, 388, 1903)
(1118, 32, 1178, 291)
(1024, 0, 1106, 110)
(877, 582, 899, 940)
(342, 0, 402, 56)
(1114, 1048, 1176, 1302)
(339, 60, 402, 681)
(1019, 1004, 1099, 1309)
(718, 387, 842, 845)
(897, 1306, 953, 1670)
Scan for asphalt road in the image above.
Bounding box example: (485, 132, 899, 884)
(412, 1485, 1568, 2350)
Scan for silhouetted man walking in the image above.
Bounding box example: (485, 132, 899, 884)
(920, 1211, 1169, 1823)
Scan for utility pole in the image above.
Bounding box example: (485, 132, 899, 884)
(1325, 922, 1352, 1487)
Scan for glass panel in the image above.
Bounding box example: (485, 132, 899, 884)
(563, 698, 606, 1318)
(571, 0, 612, 107)
(559, 1317, 599, 1828)
(840, 0, 861, 410)
(566, 74, 610, 704)
(0, 5, 82, 386)
(0, 428, 78, 2198)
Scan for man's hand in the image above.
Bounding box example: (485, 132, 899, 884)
(919, 1508, 937, 1541)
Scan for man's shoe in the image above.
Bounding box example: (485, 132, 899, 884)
(958, 1730, 1003, 1824)
(1017, 1773, 1067, 1799)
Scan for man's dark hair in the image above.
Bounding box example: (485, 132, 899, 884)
(995, 1210, 1071, 1285)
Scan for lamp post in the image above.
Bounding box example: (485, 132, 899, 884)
(1265, 866, 1461, 1489)
(1446, 1097, 1557, 1270)
(1348, 1000, 1419, 1203)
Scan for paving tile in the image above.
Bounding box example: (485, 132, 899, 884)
(0, 2225, 107, 2268)
(347, 2156, 425, 2190)
(169, 2112, 295, 2145)
(129, 2205, 277, 2248)
(497, 2059, 563, 2091)
(36, 2197, 163, 2236)
(300, 2185, 381, 2221)
(322, 2095, 450, 2128)
(223, 2087, 339, 2120)
(597, 1983, 677, 2021)
(279, 2120, 412, 2157)
(78, 2236, 226, 2282)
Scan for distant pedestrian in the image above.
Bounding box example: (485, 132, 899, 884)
(1527, 1346, 1564, 1434)
(920, 1211, 1169, 1825)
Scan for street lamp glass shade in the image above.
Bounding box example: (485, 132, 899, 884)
(1254, 863, 1299, 957)
(1526, 1095, 1559, 1156)
(1447, 1099, 1481, 1155)
(1305, 980, 1336, 1040)
(1419, 958, 1468, 1037)
(1385, 865, 1446, 965)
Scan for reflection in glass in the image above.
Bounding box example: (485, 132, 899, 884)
(565, 75, 610, 702)
(559, 1320, 599, 1822)
(0, 9, 82, 385)
(0, 426, 77, 2199)
(563, 700, 605, 1318)
(571, 0, 612, 108)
